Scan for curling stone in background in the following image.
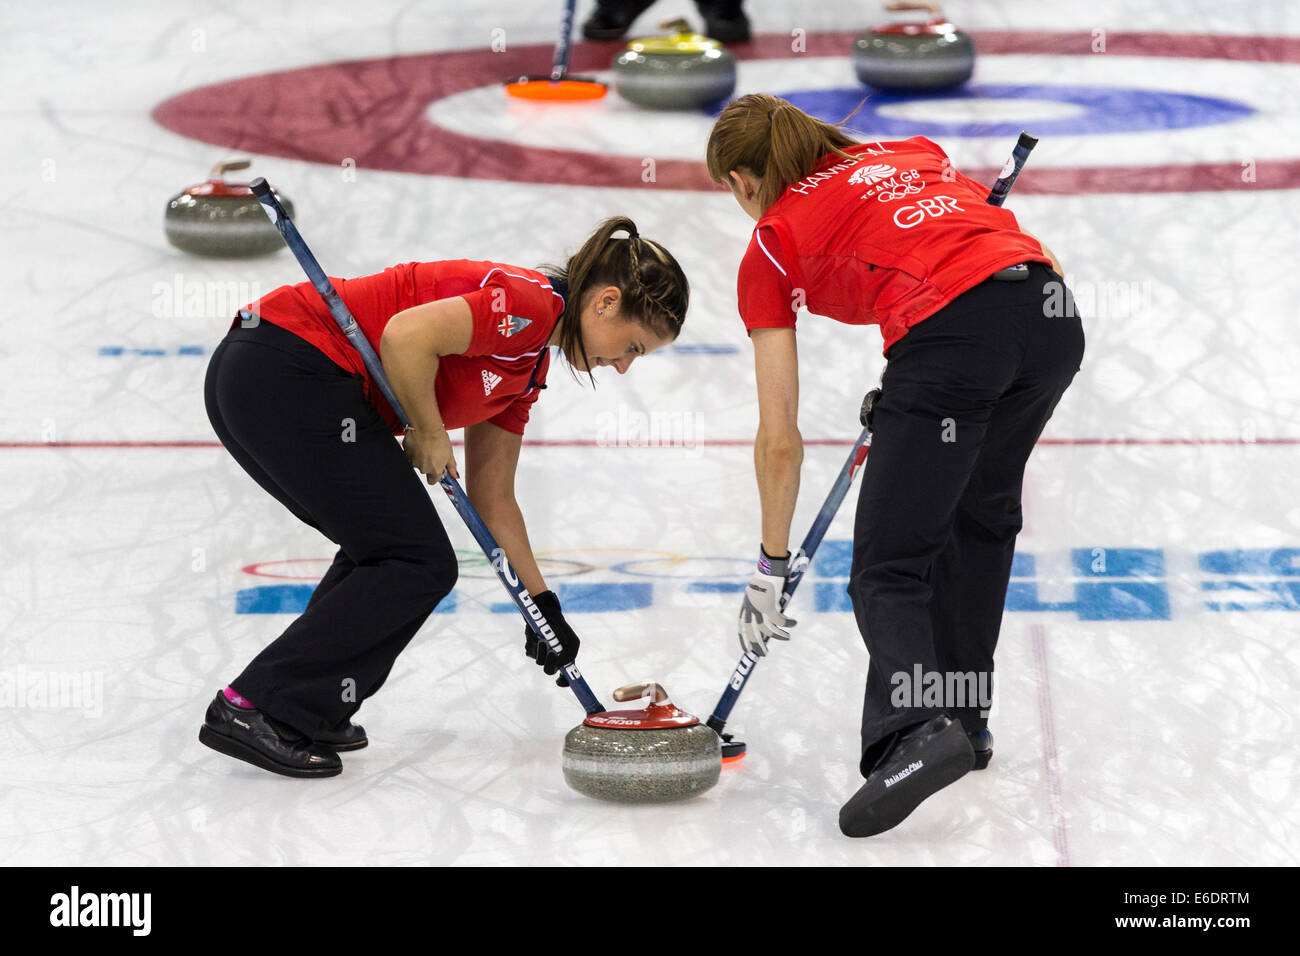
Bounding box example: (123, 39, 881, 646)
(613, 18, 736, 110)
(853, 2, 975, 92)
(164, 159, 294, 258)
(563, 681, 721, 802)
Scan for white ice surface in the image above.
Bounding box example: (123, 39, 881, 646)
(1, 0, 1298, 866)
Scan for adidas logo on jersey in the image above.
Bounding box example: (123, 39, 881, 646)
(481, 370, 503, 396)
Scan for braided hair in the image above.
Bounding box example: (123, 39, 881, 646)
(544, 217, 689, 382)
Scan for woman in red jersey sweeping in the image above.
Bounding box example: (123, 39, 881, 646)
(200, 217, 689, 778)
(707, 95, 1083, 836)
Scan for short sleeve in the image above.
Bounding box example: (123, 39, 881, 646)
(460, 272, 517, 358)
(459, 267, 557, 359)
(488, 351, 550, 435)
(737, 225, 798, 333)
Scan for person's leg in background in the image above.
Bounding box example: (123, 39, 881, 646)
(582, 1, 750, 42)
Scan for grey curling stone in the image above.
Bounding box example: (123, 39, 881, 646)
(563, 682, 721, 803)
(853, 4, 974, 92)
(614, 20, 736, 111)
(165, 159, 294, 258)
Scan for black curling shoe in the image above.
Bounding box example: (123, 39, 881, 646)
(697, 0, 751, 43)
(581, 0, 655, 40)
(969, 728, 993, 770)
(315, 718, 368, 751)
(839, 716, 975, 837)
(199, 693, 342, 778)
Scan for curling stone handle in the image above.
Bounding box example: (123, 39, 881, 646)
(212, 158, 252, 178)
(613, 682, 669, 704)
(885, 2, 941, 13)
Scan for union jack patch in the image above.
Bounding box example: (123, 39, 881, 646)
(497, 314, 532, 338)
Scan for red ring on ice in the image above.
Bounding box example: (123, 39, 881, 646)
(153, 31, 1300, 194)
(240, 558, 331, 580)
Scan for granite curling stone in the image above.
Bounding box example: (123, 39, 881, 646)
(613, 19, 736, 110)
(852, 2, 974, 92)
(563, 681, 721, 802)
(164, 159, 294, 258)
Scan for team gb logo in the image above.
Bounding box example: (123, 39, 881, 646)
(848, 164, 897, 186)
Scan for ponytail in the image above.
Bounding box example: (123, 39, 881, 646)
(544, 216, 690, 382)
(706, 93, 861, 211)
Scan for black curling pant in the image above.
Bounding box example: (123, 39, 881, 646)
(849, 263, 1084, 775)
(203, 319, 458, 739)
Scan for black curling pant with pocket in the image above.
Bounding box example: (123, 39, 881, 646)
(203, 319, 458, 739)
(849, 263, 1084, 775)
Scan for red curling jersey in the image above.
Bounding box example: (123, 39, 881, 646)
(736, 137, 1052, 353)
(234, 260, 563, 436)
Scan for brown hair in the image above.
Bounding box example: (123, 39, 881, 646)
(706, 93, 861, 211)
(545, 216, 689, 382)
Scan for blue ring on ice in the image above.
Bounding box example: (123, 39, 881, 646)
(722, 84, 1254, 137)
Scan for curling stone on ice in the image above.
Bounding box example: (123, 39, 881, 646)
(853, 2, 974, 92)
(164, 159, 294, 258)
(614, 19, 736, 110)
(563, 681, 721, 802)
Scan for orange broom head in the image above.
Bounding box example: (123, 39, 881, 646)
(505, 76, 607, 101)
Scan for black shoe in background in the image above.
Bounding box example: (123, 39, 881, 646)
(581, 0, 656, 40)
(696, 0, 751, 42)
(839, 716, 975, 837)
(199, 692, 342, 778)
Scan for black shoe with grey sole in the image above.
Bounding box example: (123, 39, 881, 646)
(839, 716, 975, 837)
(315, 719, 368, 751)
(199, 692, 342, 778)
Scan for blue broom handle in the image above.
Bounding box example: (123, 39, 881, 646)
(551, 0, 577, 82)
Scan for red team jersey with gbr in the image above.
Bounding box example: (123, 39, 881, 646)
(736, 137, 1052, 353)
(237, 260, 563, 435)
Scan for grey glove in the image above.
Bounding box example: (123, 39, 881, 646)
(737, 548, 796, 656)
